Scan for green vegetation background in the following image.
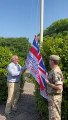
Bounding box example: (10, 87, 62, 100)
(0, 18, 68, 119)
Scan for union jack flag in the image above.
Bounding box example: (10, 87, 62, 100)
(25, 36, 48, 99)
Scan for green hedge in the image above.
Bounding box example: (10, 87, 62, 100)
(0, 47, 12, 102)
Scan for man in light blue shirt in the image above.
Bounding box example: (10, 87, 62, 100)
(5, 55, 26, 115)
(7, 62, 25, 83)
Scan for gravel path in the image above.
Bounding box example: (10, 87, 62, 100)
(0, 82, 40, 120)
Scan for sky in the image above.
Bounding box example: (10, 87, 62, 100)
(0, 0, 68, 43)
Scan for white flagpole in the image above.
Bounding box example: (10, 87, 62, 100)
(40, 0, 44, 45)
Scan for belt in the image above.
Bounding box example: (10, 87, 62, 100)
(48, 93, 62, 95)
(7, 81, 19, 83)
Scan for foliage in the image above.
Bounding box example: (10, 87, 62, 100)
(62, 82, 68, 120)
(0, 47, 12, 102)
(23, 70, 35, 83)
(42, 37, 68, 79)
(34, 81, 48, 120)
(44, 18, 68, 36)
(0, 37, 31, 60)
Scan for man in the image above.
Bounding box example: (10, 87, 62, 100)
(5, 55, 26, 115)
(46, 55, 63, 120)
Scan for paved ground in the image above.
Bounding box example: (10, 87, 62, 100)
(0, 82, 40, 120)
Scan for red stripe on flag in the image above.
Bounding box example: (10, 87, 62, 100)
(30, 47, 37, 58)
(40, 78, 44, 90)
(38, 76, 44, 90)
(39, 67, 46, 75)
(30, 47, 42, 61)
(38, 54, 42, 61)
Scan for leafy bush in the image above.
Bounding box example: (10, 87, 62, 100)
(0, 37, 31, 60)
(34, 81, 48, 120)
(0, 47, 12, 102)
(42, 37, 68, 79)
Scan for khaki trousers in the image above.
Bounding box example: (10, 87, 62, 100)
(5, 82, 20, 114)
(48, 94, 62, 120)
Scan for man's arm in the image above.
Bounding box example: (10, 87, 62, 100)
(21, 66, 27, 73)
(46, 80, 62, 90)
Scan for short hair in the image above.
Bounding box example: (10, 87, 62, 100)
(11, 55, 18, 62)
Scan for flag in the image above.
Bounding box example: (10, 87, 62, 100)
(25, 36, 48, 99)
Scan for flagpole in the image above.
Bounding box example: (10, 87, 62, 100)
(40, 0, 44, 45)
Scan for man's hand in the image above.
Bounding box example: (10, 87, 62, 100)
(22, 69, 26, 73)
(45, 79, 49, 84)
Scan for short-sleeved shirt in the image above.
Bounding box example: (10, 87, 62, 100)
(47, 66, 63, 94)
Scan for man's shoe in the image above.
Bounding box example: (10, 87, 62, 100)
(12, 106, 17, 111)
(5, 113, 11, 120)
